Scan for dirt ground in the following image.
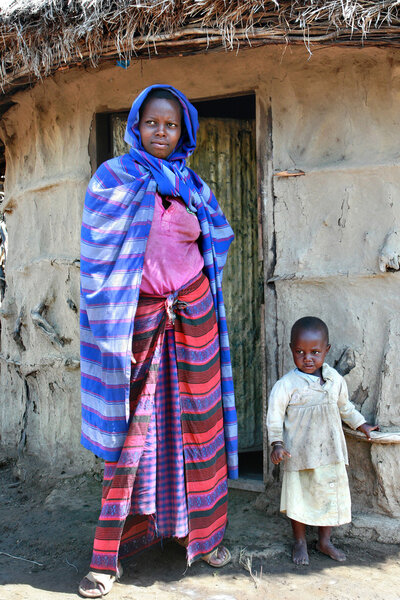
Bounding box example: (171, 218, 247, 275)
(1, 460, 400, 600)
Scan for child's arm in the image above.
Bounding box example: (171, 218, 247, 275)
(337, 377, 379, 439)
(267, 379, 292, 464)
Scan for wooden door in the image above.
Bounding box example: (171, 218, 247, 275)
(188, 118, 262, 452)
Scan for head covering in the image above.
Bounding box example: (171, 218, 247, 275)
(124, 84, 198, 163)
(123, 84, 201, 211)
(80, 85, 238, 478)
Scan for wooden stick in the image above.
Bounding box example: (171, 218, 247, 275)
(274, 169, 306, 177)
(0, 552, 44, 567)
(343, 426, 400, 444)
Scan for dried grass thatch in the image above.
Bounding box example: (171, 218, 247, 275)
(0, 0, 399, 95)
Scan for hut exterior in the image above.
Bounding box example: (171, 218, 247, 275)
(0, 1, 399, 539)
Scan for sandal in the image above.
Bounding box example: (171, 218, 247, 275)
(78, 563, 123, 598)
(202, 545, 231, 568)
(176, 537, 231, 568)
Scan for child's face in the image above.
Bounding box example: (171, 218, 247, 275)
(290, 329, 331, 375)
(139, 97, 182, 159)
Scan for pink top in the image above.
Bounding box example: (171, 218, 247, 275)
(140, 193, 204, 296)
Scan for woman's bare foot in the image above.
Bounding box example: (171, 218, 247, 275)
(292, 539, 309, 565)
(316, 541, 346, 562)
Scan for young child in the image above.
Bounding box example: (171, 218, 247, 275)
(267, 316, 378, 565)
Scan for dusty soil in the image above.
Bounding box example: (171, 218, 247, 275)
(1, 460, 399, 600)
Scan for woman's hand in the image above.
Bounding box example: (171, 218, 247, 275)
(357, 423, 380, 440)
(270, 443, 291, 465)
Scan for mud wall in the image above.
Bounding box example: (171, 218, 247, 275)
(0, 44, 399, 516)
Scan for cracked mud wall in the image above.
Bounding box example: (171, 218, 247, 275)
(0, 44, 399, 517)
(0, 79, 95, 472)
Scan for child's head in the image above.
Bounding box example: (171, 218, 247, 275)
(290, 316, 331, 375)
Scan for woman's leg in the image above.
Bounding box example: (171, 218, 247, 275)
(79, 301, 167, 597)
(317, 526, 346, 561)
(174, 274, 229, 564)
(290, 519, 309, 565)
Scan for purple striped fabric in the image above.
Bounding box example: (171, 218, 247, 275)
(131, 330, 188, 537)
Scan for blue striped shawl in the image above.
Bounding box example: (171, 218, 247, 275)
(80, 85, 238, 478)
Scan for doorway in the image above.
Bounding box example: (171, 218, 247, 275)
(189, 95, 263, 484)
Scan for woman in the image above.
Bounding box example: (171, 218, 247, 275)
(79, 85, 238, 598)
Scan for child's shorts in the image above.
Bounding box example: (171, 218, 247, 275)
(280, 461, 351, 526)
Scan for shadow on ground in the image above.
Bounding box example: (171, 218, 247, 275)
(1, 460, 399, 600)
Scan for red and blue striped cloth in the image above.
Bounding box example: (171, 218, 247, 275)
(80, 85, 238, 478)
(90, 273, 229, 572)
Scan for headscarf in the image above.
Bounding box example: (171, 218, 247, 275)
(80, 85, 238, 478)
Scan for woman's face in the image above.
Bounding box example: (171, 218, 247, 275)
(139, 97, 182, 159)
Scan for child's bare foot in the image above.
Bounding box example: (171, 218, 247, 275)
(316, 541, 346, 562)
(292, 539, 309, 565)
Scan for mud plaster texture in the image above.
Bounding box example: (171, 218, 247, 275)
(0, 44, 399, 525)
(0, 462, 399, 600)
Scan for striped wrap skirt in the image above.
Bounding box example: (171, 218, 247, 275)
(90, 272, 228, 574)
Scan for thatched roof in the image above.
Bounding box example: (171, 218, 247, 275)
(0, 0, 399, 96)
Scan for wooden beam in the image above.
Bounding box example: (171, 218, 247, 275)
(256, 86, 277, 485)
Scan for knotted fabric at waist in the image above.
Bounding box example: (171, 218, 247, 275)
(139, 270, 206, 328)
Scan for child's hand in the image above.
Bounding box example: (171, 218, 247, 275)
(357, 423, 380, 440)
(270, 443, 291, 465)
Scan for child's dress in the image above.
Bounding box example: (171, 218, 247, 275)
(267, 363, 365, 526)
